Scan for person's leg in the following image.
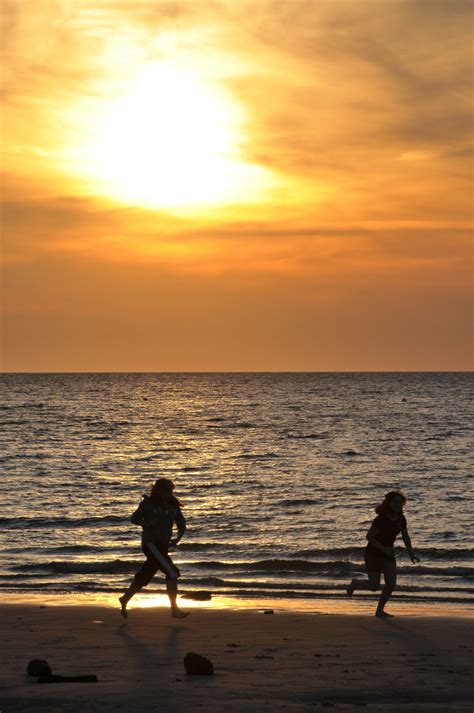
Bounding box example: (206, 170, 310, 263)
(347, 570, 380, 596)
(119, 581, 140, 616)
(165, 578, 189, 618)
(375, 560, 397, 617)
(145, 543, 189, 618)
(119, 546, 159, 618)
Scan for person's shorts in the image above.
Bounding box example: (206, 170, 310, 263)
(142, 541, 181, 580)
(364, 548, 395, 574)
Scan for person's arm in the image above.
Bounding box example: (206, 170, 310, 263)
(172, 507, 186, 545)
(130, 500, 147, 526)
(366, 525, 393, 558)
(401, 527, 420, 563)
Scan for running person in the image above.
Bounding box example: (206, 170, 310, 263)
(119, 478, 189, 619)
(346, 491, 419, 617)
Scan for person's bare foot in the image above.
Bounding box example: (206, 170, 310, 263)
(375, 610, 394, 618)
(119, 596, 128, 619)
(171, 607, 190, 619)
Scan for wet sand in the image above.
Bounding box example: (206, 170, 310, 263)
(1, 601, 473, 712)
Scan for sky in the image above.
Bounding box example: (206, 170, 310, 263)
(1, 0, 473, 371)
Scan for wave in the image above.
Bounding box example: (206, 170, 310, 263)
(180, 542, 239, 551)
(1, 577, 472, 605)
(184, 577, 474, 594)
(286, 433, 330, 440)
(411, 547, 474, 559)
(186, 577, 226, 587)
(1, 453, 51, 461)
(206, 415, 256, 426)
(293, 546, 474, 560)
(11, 559, 141, 575)
(280, 499, 323, 507)
(3, 571, 472, 598)
(0, 515, 126, 529)
(424, 432, 457, 441)
(5, 558, 364, 576)
(181, 559, 474, 578)
(136, 448, 194, 461)
(236, 452, 279, 460)
(211, 589, 474, 604)
(9, 402, 47, 410)
(41, 544, 117, 554)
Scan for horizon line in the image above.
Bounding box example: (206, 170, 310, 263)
(1, 370, 472, 376)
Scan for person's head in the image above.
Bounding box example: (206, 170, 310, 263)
(150, 478, 181, 507)
(375, 490, 406, 515)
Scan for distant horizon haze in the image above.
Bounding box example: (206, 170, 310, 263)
(1, 370, 473, 375)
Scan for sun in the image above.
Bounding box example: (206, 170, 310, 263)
(80, 62, 273, 211)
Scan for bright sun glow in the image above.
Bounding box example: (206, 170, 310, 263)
(81, 62, 274, 210)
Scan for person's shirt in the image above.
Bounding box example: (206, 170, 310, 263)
(131, 495, 186, 545)
(366, 511, 407, 552)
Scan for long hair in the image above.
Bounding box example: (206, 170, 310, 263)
(149, 478, 182, 508)
(375, 490, 406, 515)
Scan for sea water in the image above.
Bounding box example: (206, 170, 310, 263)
(1, 373, 472, 606)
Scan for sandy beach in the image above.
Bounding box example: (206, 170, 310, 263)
(1, 599, 472, 713)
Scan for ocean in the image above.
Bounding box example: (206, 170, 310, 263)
(1, 372, 472, 607)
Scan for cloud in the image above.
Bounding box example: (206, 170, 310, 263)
(3, 0, 472, 209)
(2, 173, 471, 297)
(219, 0, 472, 170)
(1, 0, 472, 370)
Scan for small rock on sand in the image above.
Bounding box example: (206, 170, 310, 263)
(27, 660, 52, 676)
(183, 652, 214, 676)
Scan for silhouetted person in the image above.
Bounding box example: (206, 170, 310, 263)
(346, 490, 419, 617)
(119, 478, 189, 619)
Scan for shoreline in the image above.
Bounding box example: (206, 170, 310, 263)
(1, 590, 473, 618)
(2, 601, 473, 712)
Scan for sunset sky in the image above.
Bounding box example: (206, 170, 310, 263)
(1, 0, 472, 371)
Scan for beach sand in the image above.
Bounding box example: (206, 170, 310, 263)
(1, 599, 473, 713)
